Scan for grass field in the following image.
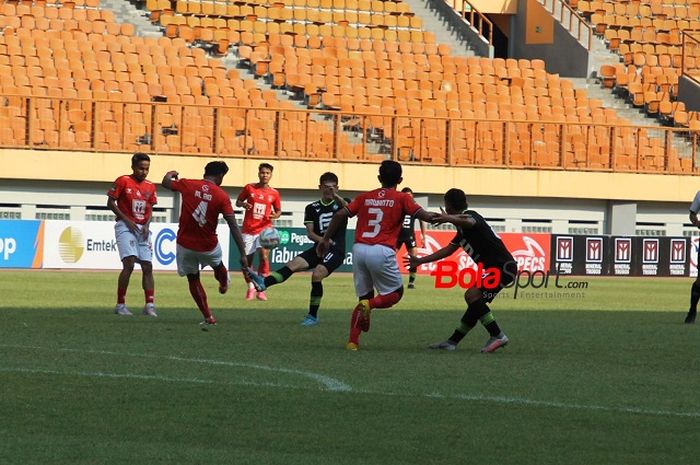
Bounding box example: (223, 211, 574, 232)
(1, 270, 699, 465)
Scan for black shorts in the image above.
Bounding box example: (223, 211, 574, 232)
(479, 261, 518, 303)
(396, 234, 416, 250)
(298, 246, 345, 274)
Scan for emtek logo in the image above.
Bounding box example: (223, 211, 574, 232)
(58, 227, 84, 263)
(0, 237, 16, 260)
(155, 228, 176, 265)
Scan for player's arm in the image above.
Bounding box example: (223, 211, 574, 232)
(316, 208, 349, 256)
(235, 186, 252, 210)
(223, 212, 249, 269)
(407, 243, 459, 268)
(691, 211, 700, 227)
(162, 170, 178, 190)
(107, 196, 138, 233)
(333, 192, 349, 208)
(305, 222, 324, 243)
(269, 194, 282, 220)
(418, 217, 427, 246)
(432, 213, 477, 230)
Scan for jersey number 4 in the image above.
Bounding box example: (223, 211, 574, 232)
(361, 207, 383, 238)
(192, 201, 208, 227)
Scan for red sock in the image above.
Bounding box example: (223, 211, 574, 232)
(117, 287, 127, 305)
(258, 259, 270, 277)
(144, 289, 154, 304)
(188, 279, 211, 320)
(348, 307, 363, 344)
(369, 291, 402, 309)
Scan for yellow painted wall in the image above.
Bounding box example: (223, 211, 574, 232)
(468, 0, 517, 14)
(0, 149, 698, 202)
(525, 0, 554, 44)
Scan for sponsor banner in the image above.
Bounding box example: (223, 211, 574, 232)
(0, 220, 44, 269)
(612, 237, 633, 276)
(634, 236, 688, 277)
(42, 221, 230, 270)
(690, 237, 699, 277)
(550, 235, 609, 275)
(410, 232, 551, 275)
(228, 228, 354, 272)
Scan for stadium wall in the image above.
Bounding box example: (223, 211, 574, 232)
(678, 76, 700, 112)
(512, 0, 588, 77)
(1, 149, 698, 235)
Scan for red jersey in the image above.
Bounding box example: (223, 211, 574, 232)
(107, 175, 157, 225)
(347, 188, 421, 249)
(170, 178, 234, 252)
(237, 183, 281, 235)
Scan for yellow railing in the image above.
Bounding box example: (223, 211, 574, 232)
(538, 0, 592, 50)
(0, 94, 698, 174)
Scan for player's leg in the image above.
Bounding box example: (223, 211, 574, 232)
(240, 233, 258, 300)
(177, 244, 215, 326)
(348, 244, 374, 349)
(365, 245, 405, 310)
(255, 246, 271, 300)
(303, 249, 344, 325)
(686, 274, 700, 324)
(115, 256, 136, 315)
(137, 231, 156, 316)
(140, 260, 157, 317)
(114, 223, 138, 315)
(266, 252, 311, 288)
(407, 243, 418, 289)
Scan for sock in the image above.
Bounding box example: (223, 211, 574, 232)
(117, 287, 127, 305)
(368, 290, 402, 309)
(258, 257, 270, 276)
(479, 311, 502, 337)
(349, 307, 363, 344)
(264, 267, 294, 288)
(408, 270, 416, 284)
(188, 279, 211, 320)
(690, 283, 700, 313)
(144, 289, 154, 304)
(309, 281, 323, 318)
(248, 282, 255, 290)
(213, 263, 228, 287)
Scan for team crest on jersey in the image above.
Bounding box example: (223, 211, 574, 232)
(202, 184, 209, 192)
(126, 188, 132, 194)
(378, 190, 386, 198)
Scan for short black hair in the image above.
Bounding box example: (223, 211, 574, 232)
(319, 172, 338, 185)
(401, 187, 413, 194)
(131, 152, 150, 167)
(259, 163, 274, 172)
(204, 161, 229, 177)
(444, 188, 468, 211)
(378, 160, 402, 187)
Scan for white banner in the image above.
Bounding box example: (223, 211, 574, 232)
(42, 221, 230, 271)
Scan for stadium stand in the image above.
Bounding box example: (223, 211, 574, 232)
(0, 0, 696, 172)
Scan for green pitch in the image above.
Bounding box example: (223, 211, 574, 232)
(0, 270, 698, 465)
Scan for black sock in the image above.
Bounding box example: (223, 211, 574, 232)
(309, 281, 323, 318)
(408, 268, 416, 284)
(479, 311, 502, 337)
(690, 283, 700, 313)
(264, 266, 294, 287)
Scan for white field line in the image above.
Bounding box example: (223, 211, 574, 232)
(2, 344, 699, 419)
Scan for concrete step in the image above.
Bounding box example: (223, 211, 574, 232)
(400, 0, 476, 56)
(100, 0, 163, 37)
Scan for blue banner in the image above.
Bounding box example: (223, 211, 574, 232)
(0, 220, 43, 268)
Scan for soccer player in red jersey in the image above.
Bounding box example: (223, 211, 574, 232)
(162, 161, 249, 330)
(107, 152, 158, 317)
(317, 160, 437, 350)
(236, 163, 282, 301)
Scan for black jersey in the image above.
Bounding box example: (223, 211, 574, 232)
(450, 210, 514, 267)
(304, 198, 349, 252)
(399, 213, 416, 239)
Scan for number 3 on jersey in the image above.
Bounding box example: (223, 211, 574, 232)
(362, 207, 383, 238)
(192, 200, 208, 227)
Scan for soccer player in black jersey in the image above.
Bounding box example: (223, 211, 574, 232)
(407, 188, 517, 353)
(248, 172, 349, 326)
(397, 187, 427, 289)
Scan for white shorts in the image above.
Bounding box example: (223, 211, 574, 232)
(242, 232, 261, 256)
(352, 243, 403, 297)
(176, 243, 223, 276)
(115, 221, 152, 262)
